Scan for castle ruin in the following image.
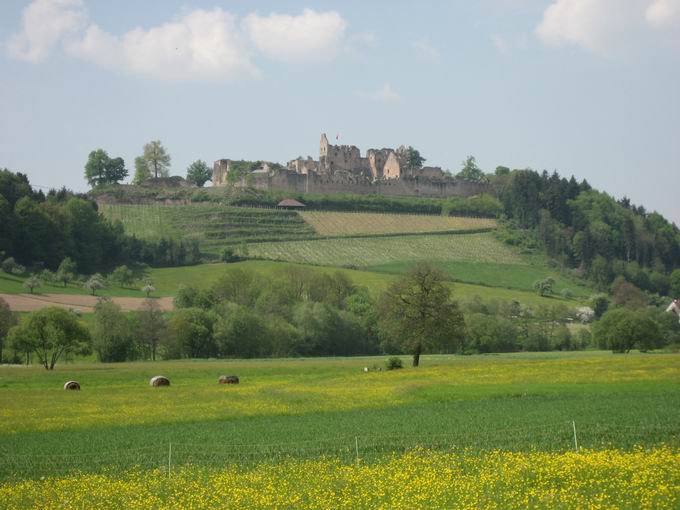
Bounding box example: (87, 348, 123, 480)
(212, 134, 488, 198)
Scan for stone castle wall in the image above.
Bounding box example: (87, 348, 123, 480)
(234, 171, 488, 198)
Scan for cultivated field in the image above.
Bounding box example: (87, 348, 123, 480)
(245, 232, 526, 266)
(99, 203, 317, 253)
(0, 293, 173, 313)
(0, 352, 678, 508)
(300, 211, 496, 236)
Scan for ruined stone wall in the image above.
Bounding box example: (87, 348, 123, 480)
(418, 166, 445, 179)
(212, 159, 230, 186)
(233, 171, 489, 198)
(367, 149, 392, 180)
(383, 152, 402, 179)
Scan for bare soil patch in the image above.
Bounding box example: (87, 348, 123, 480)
(0, 293, 174, 313)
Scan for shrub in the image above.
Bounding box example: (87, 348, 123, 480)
(221, 248, 240, 263)
(385, 356, 403, 370)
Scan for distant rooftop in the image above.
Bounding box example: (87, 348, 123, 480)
(277, 198, 306, 208)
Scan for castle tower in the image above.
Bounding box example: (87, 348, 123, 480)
(320, 133, 329, 158)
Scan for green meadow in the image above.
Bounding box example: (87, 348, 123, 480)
(0, 352, 678, 480)
(0, 260, 576, 307)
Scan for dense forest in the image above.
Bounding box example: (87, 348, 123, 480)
(0, 169, 200, 272)
(491, 168, 680, 293)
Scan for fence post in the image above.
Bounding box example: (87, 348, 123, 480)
(355, 436, 360, 465)
(168, 443, 172, 479)
(571, 421, 579, 452)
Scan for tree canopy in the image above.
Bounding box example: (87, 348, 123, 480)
(379, 263, 465, 366)
(186, 160, 212, 187)
(142, 140, 171, 179)
(456, 156, 487, 183)
(8, 307, 90, 370)
(84, 149, 128, 187)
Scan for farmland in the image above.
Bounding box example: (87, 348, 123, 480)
(99, 203, 317, 254)
(245, 232, 527, 266)
(0, 352, 678, 508)
(299, 210, 496, 236)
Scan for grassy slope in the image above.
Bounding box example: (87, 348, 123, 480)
(96, 204, 593, 298)
(0, 261, 574, 307)
(0, 352, 678, 477)
(365, 260, 591, 297)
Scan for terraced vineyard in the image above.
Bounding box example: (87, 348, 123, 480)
(244, 232, 525, 267)
(100, 203, 316, 254)
(300, 211, 496, 236)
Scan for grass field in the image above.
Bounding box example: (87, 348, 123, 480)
(0, 352, 678, 507)
(366, 260, 591, 296)
(299, 211, 496, 236)
(0, 261, 574, 307)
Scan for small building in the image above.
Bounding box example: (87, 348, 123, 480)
(277, 198, 306, 209)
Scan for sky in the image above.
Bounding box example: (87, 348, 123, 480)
(1, 0, 679, 224)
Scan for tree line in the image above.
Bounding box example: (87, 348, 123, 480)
(0, 169, 201, 273)
(2, 263, 677, 368)
(489, 168, 680, 293)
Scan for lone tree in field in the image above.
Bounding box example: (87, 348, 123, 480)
(186, 160, 212, 187)
(379, 263, 465, 367)
(111, 265, 135, 288)
(8, 307, 90, 370)
(23, 275, 41, 294)
(84, 274, 106, 295)
(56, 257, 77, 287)
(142, 140, 171, 179)
(533, 277, 555, 297)
(142, 283, 156, 298)
(0, 297, 17, 363)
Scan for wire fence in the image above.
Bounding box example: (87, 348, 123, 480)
(1, 421, 678, 481)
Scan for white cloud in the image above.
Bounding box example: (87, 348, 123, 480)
(6, 2, 350, 80)
(536, 0, 680, 55)
(646, 0, 680, 29)
(372, 83, 400, 103)
(6, 0, 86, 61)
(244, 9, 347, 62)
(67, 9, 258, 80)
(413, 39, 439, 61)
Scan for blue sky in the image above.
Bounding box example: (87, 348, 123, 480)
(1, 0, 679, 224)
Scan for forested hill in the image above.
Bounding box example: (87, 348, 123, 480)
(2, 166, 680, 297)
(0, 170, 200, 273)
(492, 169, 680, 293)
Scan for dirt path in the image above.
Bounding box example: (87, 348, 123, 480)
(0, 293, 174, 313)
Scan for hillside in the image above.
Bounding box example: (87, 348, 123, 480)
(96, 202, 585, 296)
(0, 260, 569, 307)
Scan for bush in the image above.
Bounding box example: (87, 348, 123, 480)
(221, 248, 240, 263)
(385, 356, 403, 370)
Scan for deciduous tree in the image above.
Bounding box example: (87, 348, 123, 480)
(378, 263, 465, 366)
(8, 307, 90, 369)
(0, 297, 17, 363)
(186, 160, 212, 187)
(142, 140, 171, 179)
(137, 298, 165, 361)
(91, 299, 135, 362)
(132, 156, 151, 185)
